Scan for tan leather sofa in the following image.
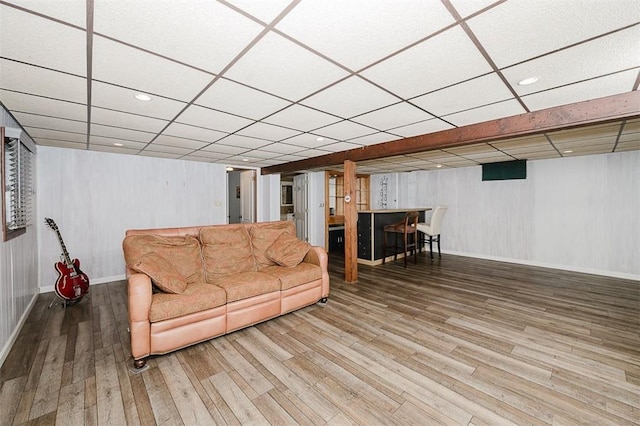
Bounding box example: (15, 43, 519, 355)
(122, 221, 329, 369)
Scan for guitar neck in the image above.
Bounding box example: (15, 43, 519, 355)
(55, 229, 74, 266)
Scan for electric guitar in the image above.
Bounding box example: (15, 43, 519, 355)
(45, 218, 89, 304)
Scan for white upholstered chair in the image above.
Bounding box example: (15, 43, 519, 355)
(417, 206, 448, 259)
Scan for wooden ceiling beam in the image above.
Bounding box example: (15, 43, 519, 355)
(261, 91, 640, 175)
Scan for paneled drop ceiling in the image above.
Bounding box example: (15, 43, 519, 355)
(0, 0, 639, 173)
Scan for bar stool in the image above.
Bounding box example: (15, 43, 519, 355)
(382, 211, 419, 267)
(417, 205, 448, 259)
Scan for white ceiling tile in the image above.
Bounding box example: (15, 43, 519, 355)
(143, 143, 194, 156)
(275, 0, 454, 71)
(163, 122, 227, 143)
(468, 0, 640, 68)
(520, 70, 638, 112)
(269, 154, 306, 162)
(411, 73, 514, 116)
(25, 127, 86, 143)
(444, 144, 495, 155)
(215, 134, 271, 150)
(321, 141, 364, 152)
(180, 154, 216, 163)
(237, 122, 302, 141)
(91, 123, 155, 143)
(314, 121, 375, 141)
(139, 151, 183, 160)
(352, 102, 434, 131)
(92, 36, 213, 102)
(347, 132, 399, 146)
(176, 105, 253, 133)
(0, 6, 86, 75)
(301, 76, 399, 119)
(263, 104, 341, 132)
(444, 99, 525, 127)
(152, 135, 208, 150)
(278, 133, 338, 149)
(296, 148, 333, 159)
(90, 136, 146, 150)
(254, 143, 303, 155)
(91, 107, 168, 133)
(548, 123, 622, 143)
(5, 0, 86, 27)
(196, 79, 292, 120)
(36, 139, 85, 149)
(224, 0, 292, 23)
(361, 27, 493, 99)
(91, 81, 186, 120)
(13, 112, 86, 133)
(200, 143, 249, 156)
(615, 140, 640, 152)
(224, 32, 349, 101)
(0, 90, 86, 121)
(186, 150, 231, 160)
(0, 59, 86, 103)
(504, 26, 640, 96)
(94, 0, 263, 74)
(389, 118, 454, 138)
(238, 149, 281, 159)
(448, 0, 500, 18)
(515, 151, 559, 161)
(92, 144, 140, 155)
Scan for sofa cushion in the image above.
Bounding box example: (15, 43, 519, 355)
(261, 263, 322, 291)
(265, 232, 311, 267)
(123, 235, 204, 283)
(200, 226, 255, 280)
(150, 282, 226, 322)
(250, 222, 296, 269)
(130, 252, 187, 294)
(210, 271, 280, 303)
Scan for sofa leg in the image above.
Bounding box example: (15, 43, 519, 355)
(133, 358, 147, 369)
(319, 297, 328, 305)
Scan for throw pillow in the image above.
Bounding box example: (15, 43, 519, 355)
(265, 232, 311, 267)
(130, 252, 187, 294)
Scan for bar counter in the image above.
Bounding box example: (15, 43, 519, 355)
(357, 208, 432, 265)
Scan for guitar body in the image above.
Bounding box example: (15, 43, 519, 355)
(54, 258, 90, 303)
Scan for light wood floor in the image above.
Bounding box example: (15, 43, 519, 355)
(1, 253, 639, 425)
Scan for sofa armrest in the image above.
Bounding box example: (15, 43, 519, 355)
(303, 246, 330, 298)
(128, 273, 152, 360)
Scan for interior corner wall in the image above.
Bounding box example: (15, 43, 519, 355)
(36, 146, 228, 292)
(409, 151, 639, 279)
(0, 107, 39, 368)
(256, 172, 280, 222)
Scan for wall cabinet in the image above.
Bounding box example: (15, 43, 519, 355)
(325, 171, 370, 251)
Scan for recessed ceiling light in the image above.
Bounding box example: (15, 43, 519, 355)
(316, 137, 324, 142)
(563, 150, 573, 153)
(436, 164, 443, 168)
(518, 77, 539, 86)
(226, 166, 234, 171)
(134, 93, 152, 101)
(242, 158, 249, 162)
(113, 142, 124, 147)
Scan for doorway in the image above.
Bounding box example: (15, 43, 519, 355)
(227, 169, 256, 224)
(293, 174, 308, 241)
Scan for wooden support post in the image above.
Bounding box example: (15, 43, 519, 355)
(344, 160, 358, 283)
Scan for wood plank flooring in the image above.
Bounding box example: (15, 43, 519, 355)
(1, 253, 639, 425)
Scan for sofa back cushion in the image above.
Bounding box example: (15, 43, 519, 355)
(250, 221, 296, 269)
(200, 225, 255, 280)
(123, 234, 204, 283)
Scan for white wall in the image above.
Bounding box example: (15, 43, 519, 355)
(0, 107, 39, 367)
(392, 151, 639, 279)
(37, 146, 228, 290)
(257, 173, 281, 222)
(306, 171, 326, 248)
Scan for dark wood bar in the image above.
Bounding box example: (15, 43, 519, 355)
(357, 208, 431, 265)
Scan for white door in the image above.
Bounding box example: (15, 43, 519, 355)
(293, 174, 308, 241)
(240, 170, 256, 223)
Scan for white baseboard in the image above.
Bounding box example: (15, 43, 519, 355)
(39, 274, 127, 294)
(0, 292, 39, 369)
(442, 250, 640, 281)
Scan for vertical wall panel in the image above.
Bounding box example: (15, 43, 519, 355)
(0, 106, 39, 366)
(37, 146, 228, 290)
(389, 150, 639, 278)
